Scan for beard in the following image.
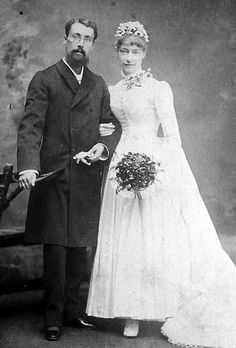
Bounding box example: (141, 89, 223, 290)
(69, 48, 89, 66)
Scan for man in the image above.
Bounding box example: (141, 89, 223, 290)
(17, 18, 120, 341)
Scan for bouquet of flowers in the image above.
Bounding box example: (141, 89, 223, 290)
(111, 152, 161, 199)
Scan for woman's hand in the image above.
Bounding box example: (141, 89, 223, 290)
(99, 122, 115, 136)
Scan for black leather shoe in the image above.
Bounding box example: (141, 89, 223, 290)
(45, 326, 62, 341)
(66, 318, 95, 329)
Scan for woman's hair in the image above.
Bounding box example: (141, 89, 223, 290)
(114, 21, 149, 51)
(65, 18, 98, 41)
(116, 35, 147, 51)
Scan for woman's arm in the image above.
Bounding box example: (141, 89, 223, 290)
(154, 81, 181, 147)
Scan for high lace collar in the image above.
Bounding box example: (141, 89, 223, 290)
(122, 69, 152, 90)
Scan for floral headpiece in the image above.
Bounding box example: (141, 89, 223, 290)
(114, 21, 149, 43)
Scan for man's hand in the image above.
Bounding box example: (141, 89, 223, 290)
(99, 122, 115, 136)
(19, 171, 37, 190)
(73, 151, 92, 166)
(86, 143, 105, 162)
(73, 143, 105, 165)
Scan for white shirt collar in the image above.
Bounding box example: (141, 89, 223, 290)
(63, 58, 84, 84)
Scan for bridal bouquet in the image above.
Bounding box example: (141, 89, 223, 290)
(111, 152, 161, 199)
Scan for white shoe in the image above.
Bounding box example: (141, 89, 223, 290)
(123, 319, 139, 337)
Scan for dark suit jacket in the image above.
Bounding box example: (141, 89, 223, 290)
(17, 59, 120, 247)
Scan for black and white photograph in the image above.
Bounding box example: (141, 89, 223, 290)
(0, 0, 235, 347)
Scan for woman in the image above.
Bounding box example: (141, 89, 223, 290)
(86, 21, 236, 347)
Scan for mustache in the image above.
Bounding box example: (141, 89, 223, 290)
(72, 48, 86, 56)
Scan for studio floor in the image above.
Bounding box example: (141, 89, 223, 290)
(0, 289, 178, 348)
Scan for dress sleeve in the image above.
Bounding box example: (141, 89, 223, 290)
(154, 80, 181, 147)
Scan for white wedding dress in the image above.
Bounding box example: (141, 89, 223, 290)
(86, 71, 236, 348)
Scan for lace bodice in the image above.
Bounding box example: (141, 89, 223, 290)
(109, 73, 181, 151)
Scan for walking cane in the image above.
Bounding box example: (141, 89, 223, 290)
(0, 164, 65, 223)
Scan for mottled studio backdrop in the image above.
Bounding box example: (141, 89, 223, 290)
(0, 0, 235, 253)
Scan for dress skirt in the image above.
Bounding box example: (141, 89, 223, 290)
(87, 136, 236, 329)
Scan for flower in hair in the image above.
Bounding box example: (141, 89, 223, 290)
(115, 21, 149, 42)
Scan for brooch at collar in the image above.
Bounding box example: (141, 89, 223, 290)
(123, 69, 152, 90)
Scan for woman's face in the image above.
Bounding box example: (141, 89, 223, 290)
(118, 36, 146, 76)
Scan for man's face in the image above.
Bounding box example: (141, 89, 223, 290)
(64, 22, 95, 65)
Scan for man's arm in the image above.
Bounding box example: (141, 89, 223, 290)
(97, 78, 121, 158)
(17, 71, 48, 188)
(76, 78, 121, 165)
(17, 71, 48, 173)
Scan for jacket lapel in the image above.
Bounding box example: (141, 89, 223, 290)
(71, 67, 96, 108)
(56, 59, 79, 95)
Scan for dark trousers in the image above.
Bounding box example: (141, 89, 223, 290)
(43, 244, 87, 327)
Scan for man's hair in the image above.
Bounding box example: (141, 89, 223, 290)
(65, 18, 98, 41)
